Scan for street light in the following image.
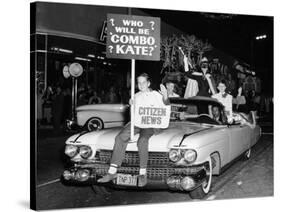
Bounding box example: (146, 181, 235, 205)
(255, 34, 267, 40)
(251, 34, 267, 71)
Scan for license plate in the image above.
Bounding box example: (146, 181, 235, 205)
(116, 174, 137, 186)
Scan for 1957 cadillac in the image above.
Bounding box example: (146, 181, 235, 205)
(62, 97, 261, 199)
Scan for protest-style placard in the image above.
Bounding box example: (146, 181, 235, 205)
(106, 14, 161, 61)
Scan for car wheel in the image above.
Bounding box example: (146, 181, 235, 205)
(86, 117, 104, 131)
(189, 156, 213, 199)
(244, 148, 251, 160)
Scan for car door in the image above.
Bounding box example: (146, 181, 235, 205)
(227, 124, 251, 160)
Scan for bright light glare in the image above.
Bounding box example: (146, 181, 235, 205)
(75, 57, 91, 62)
(256, 34, 267, 40)
(88, 54, 95, 58)
(50, 47, 73, 53)
(59, 48, 73, 53)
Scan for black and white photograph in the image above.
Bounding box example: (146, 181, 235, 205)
(29, 0, 274, 211)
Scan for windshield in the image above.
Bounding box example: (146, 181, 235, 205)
(170, 101, 226, 125)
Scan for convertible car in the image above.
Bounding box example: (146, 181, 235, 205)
(62, 97, 261, 199)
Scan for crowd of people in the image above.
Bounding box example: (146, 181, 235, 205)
(168, 52, 272, 116)
(37, 85, 71, 135)
(37, 53, 273, 135)
(76, 83, 130, 105)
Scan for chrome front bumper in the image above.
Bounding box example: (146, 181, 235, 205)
(62, 162, 208, 191)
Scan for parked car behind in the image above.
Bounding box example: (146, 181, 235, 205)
(67, 104, 129, 132)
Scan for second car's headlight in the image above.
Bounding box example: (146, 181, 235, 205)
(183, 149, 197, 163)
(65, 145, 78, 158)
(79, 145, 92, 159)
(169, 149, 181, 162)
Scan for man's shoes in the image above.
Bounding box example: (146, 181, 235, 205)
(138, 174, 147, 187)
(97, 173, 117, 183)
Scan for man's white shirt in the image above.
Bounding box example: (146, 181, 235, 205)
(134, 90, 164, 106)
(134, 90, 171, 128)
(212, 93, 233, 122)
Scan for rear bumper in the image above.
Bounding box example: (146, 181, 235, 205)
(62, 162, 208, 191)
(66, 119, 82, 130)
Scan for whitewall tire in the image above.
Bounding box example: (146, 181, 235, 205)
(244, 148, 251, 160)
(189, 156, 213, 199)
(86, 117, 104, 131)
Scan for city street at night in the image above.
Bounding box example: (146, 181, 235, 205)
(0, 1, 279, 212)
(30, 2, 274, 210)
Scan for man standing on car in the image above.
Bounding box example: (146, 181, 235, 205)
(182, 53, 216, 97)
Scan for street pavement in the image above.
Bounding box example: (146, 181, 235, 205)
(35, 120, 273, 210)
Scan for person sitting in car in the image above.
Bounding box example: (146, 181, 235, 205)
(165, 80, 180, 98)
(212, 80, 256, 128)
(211, 105, 223, 124)
(212, 80, 233, 123)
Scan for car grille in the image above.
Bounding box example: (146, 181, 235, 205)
(78, 163, 205, 180)
(98, 150, 171, 167)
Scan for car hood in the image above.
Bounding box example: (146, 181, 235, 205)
(66, 122, 213, 152)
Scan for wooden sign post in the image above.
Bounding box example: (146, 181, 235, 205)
(130, 59, 135, 140)
(106, 14, 161, 140)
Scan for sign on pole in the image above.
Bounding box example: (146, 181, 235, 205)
(134, 92, 171, 128)
(106, 14, 161, 60)
(106, 14, 161, 140)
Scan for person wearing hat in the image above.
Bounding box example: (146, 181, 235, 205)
(182, 54, 216, 97)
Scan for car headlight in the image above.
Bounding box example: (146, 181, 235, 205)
(183, 149, 197, 163)
(169, 149, 182, 162)
(65, 145, 78, 158)
(79, 145, 92, 159)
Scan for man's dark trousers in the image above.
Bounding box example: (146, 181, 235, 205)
(110, 122, 154, 169)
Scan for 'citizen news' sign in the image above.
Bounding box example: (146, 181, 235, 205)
(136, 106, 170, 128)
(106, 14, 160, 61)
(134, 92, 171, 128)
